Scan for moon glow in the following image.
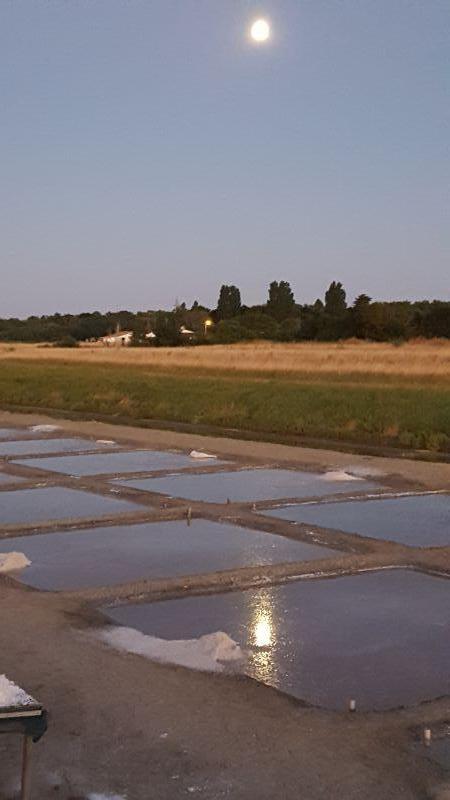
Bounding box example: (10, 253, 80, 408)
(250, 18, 271, 43)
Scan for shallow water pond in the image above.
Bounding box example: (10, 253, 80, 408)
(265, 494, 450, 547)
(107, 571, 450, 710)
(119, 468, 375, 503)
(0, 487, 140, 527)
(13, 449, 225, 476)
(0, 520, 337, 590)
(1, 437, 112, 457)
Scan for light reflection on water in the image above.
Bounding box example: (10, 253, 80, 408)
(248, 589, 278, 686)
(107, 571, 450, 710)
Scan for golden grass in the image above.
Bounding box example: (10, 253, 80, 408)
(1, 340, 450, 379)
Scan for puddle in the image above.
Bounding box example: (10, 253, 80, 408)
(265, 494, 450, 547)
(418, 737, 450, 771)
(13, 450, 226, 476)
(0, 438, 115, 457)
(105, 571, 450, 711)
(0, 520, 337, 590)
(0, 487, 140, 527)
(118, 469, 375, 503)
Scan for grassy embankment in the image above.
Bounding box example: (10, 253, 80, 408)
(0, 342, 449, 452)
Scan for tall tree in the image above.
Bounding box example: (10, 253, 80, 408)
(216, 285, 241, 320)
(325, 281, 347, 315)
(352, 294, 372, 338)
(267, 280, 295, 321)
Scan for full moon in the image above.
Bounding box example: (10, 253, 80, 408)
(250, 18, 271, 43)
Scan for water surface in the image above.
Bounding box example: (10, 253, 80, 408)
(1, 438, 112, 457)
(0, 519, 337, 590)
(0, 473, 24, 486)
(107, 571, 450, 710)
(0, 487, 140, 526)
(265, 494, 450, 547)
(14, 450, 225, 476)
(0, 428, 28, 439)
(120, 468, 375, 503)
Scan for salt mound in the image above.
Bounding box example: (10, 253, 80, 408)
(346, 465, 385, 478)
(190, 450, 217, 459)
(0, 552, 31, 573)
(99, 627, 245, 673)
(0, 675, 34, 708)
(88, 794, 126, 800)
(29, 424, 60, 433)
(322, 470, 362, 482)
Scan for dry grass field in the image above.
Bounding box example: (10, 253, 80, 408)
(1, 339, 450, 379)
(0, 340, 449, 451)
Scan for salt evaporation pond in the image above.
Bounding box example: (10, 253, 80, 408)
(13, 450, 225, 476)
(0, 487, 140, 527)
(265, 494, 450, 547)
(106, 571, 450, 710)
(0, 519, 337, 590)
(0, 438, 114, 457)
(119, 468, 375, 503)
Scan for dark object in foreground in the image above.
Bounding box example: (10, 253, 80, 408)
(0, 687, 48, 800)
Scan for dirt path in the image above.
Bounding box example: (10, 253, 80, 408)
(1, 408, 450, 487)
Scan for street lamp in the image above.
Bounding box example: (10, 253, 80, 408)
(204, 319, 213, 335)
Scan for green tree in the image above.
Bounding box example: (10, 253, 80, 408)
(216, 285, 241, 320)
(212, 318, 244, 343)
(240, 310, 280, 339)
(422, 302, 450, 338)
(277, 317, 302, 341)
(352, 294, 372, 339)
(325, 281, 347, 315)
(267, 281, 295, 321)
(152, 312, 182, 346)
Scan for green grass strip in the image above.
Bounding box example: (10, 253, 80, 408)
(1, 360, 449, 452)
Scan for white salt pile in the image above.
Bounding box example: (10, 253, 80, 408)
(88, 794, 126, 800)
(99, 628, 245, 673)
(190, 450, 217, 459)
(29, 424, 60, 433)
(0, 675, 35, 708)
(0, 552, 31, 573)
(346, 465, 385, 478)
(322, 470, 362, 482)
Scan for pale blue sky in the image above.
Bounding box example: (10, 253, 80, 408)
(1, 1, 449, 316)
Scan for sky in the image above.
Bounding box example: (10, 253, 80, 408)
(1, 0, 449, 317)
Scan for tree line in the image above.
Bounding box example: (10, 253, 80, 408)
(0, 281, 449, 345)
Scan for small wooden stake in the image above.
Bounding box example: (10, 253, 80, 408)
(21, 735, 32, 800)
(423, 727, 432, 746)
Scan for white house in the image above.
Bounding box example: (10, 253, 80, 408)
(101, 331, 133, 346)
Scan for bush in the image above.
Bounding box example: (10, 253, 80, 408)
(53, 335, 79, 348)
(212, 319, 244, 343)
